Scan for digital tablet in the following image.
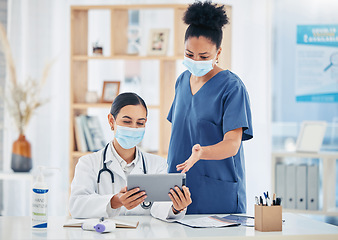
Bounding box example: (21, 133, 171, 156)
(127, 173, 186, 202)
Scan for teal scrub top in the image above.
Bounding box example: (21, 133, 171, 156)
(167, 70, 253, 214)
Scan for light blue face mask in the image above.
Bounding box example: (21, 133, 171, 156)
(182, 56, 215, 77)
(114, 125, 145, 149)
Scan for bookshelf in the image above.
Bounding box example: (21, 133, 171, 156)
(69, 4, 232, 183)
(272, 151, 338, 216)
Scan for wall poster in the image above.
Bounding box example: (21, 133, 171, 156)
(296, 24, 338, 102)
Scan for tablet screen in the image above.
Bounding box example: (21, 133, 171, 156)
(127, 173, 186, 202)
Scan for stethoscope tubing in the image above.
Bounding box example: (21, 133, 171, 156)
(97, 143, 152, 209)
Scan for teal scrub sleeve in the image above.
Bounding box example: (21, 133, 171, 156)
(222, 84, 253, 141)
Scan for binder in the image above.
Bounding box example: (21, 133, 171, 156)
(307, 164, 319, 210)
(285, 164, 296, 209)
(275, 163, 286, 206)
(296, 164, 307, 210)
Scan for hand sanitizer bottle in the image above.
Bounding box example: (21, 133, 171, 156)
(32, 166, 49, 229)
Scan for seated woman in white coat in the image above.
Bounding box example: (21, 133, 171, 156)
(69, 92, 192, 221)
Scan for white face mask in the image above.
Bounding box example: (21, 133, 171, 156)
(182, 55, 216, 77)
(114, 125, 145, 149)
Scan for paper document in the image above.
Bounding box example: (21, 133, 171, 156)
(222, 215, 255, 227)
(63, 218, 139, 229)
(177, 215, 240, 228)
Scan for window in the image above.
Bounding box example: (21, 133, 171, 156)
(272, 0, 338, 210)
(0, 0, 7, 216)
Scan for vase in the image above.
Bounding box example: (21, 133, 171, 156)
(11, 134, 32, 172)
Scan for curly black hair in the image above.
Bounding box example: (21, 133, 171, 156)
(183, 1, 229, 49)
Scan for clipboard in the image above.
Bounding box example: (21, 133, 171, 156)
(176, 215, 240, 228)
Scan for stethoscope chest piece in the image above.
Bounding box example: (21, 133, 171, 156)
(97, 143, 152, 209)
(141, 201, 152, 209)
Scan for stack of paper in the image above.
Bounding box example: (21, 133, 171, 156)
(177, 216, 240, 228)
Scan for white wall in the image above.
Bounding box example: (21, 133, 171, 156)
(3, 0, 70, 216)
(3, 0, 271, 216)
(222, 0, 272, 215)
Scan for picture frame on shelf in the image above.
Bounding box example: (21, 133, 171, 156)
(147, 28, 169, 56)
(101, 81, 120, 103)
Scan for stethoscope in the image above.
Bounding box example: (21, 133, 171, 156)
(97, 143, 152, 209)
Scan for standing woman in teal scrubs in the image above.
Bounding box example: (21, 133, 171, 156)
(167, 1, 253, 214)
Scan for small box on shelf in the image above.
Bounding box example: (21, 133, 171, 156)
(92, 41, 103, 55)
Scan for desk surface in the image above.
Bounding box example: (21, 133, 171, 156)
(0, 171, 34, 180)
(1, 213, 338, 240)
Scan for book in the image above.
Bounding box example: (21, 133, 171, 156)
(81, 115, 106, 152)
(80, 115, 94, 151)
(63, 218, 139, 229)
(74, 116, 88, 152)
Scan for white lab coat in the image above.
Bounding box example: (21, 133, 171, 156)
(69, 143, 186, 221)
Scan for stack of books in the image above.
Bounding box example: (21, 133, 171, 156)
(74, 115, 106, 152)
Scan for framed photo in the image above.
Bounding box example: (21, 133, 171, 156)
(101, 81, 120, 103)
(147, 28, 170, 56)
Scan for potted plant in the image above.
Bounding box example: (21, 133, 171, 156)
(0, 23, 52, 172)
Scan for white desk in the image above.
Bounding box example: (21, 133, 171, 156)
(0, 172, 34, 181)
(1, 213, 338, 239)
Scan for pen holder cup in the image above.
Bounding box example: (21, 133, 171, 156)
(255, 205, 282, 232)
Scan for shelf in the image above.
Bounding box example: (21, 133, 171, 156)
(272, 151, 337, 217)
(73, 103, 111, 109)
(72, 151, 92, 158)
(272, 151, 338, 159)
(72, 150, 167, 159)
(72, 55, 183, 61)
(72, 103, 160, 110)
(283, 208, 338, 216)
(69, 3, 232, 184)
(71, 4, 188, 10)
(68, 3, 193, 184)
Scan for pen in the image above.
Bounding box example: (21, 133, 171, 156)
(276, 197, 282, 206)
(273, 193, 276, 205)
(260, 196, 263, 206)
(266, 197, 271, 206)
(264, 192, 271, 206)
(255, 196, 259, 205)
